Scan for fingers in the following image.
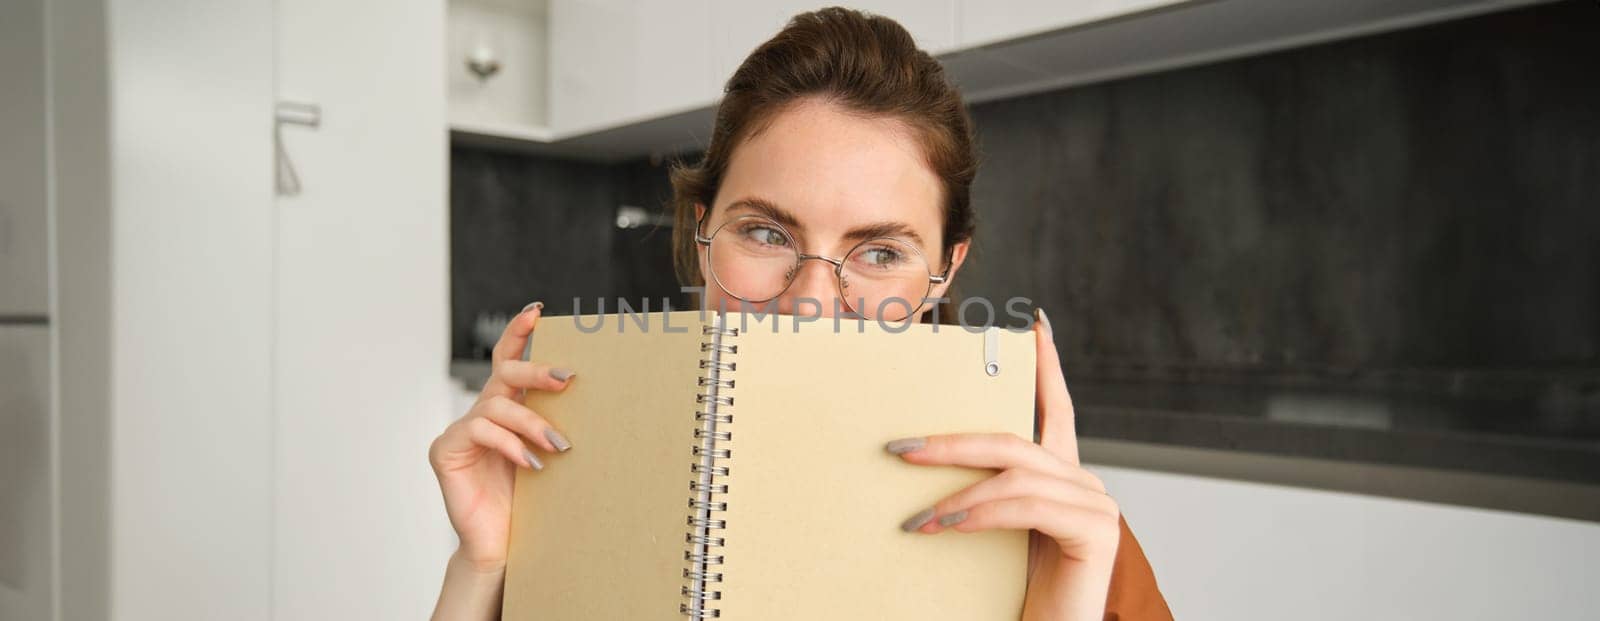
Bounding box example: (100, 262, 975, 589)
(1034, 308, 1080, 465)
(430, 394, 573, 474)
(484, 360, 577, 396)
(464, 416, 542, 470)
(426, 414, 542, 472)
(890, 433, 1101, 491)
(927, 468, 1114, 524)
(479, 301, 577, 400)
(490, 301, 543, 367)
(942, 496, 1120, 561)
(475, 394, 572, 455)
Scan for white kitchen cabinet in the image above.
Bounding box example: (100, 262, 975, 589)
(42, 0, 280, 617)
(0, 326, 51, 621)
(273, 0, 454, 617)
(0, 6, 52, 621)
(41, 0, 453, 618)
(540, 0, 955, 139)
(465, 0, 1546, 159)
(449, 0, 552, 135)
(955, 0, 1192, 48)
(709, 0, 957, 88)
(548, 0, 715, 135)
(0, 0, 50, 317)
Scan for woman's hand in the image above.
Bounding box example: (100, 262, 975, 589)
(429, 302, 576, 620)
(889, 309, 1120, 621)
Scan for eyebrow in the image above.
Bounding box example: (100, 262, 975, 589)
(723, 197, 928, 249)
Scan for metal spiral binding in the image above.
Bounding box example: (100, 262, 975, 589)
(681, 318, 738, 619)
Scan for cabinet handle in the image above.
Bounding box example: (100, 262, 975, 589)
(275, 101, 321, 196)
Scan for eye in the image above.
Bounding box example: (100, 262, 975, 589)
(856, 245, 904, 268)
(739, 224, 790, 247)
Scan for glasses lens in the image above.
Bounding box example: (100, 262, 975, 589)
(841, 238, 933, 321)
(708, 216, 799, 302)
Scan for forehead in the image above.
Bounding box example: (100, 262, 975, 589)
(716, 98, 944, 241)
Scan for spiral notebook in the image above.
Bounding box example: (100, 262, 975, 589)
(502, 310, 1036, 620)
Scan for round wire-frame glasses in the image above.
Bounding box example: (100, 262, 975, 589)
(694, 210, 951, 321)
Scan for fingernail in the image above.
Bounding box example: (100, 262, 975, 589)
(885, 437, 926, 455)
(544, 428, 572, 452)
(938, 510, 969, 527)
(521, 301, 544, 314)
(549, 368, 575, 382)
(1035, 307, 1052, 335)
(900, 507, 936, 532)
(522, 449, 544, 471)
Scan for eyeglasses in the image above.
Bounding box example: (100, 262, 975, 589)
(694, 212, 950, 321)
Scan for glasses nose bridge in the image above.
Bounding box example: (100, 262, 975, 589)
(781, 252, 844, 306)
(795, 252, 844, 272)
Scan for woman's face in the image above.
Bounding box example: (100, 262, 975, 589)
(697, 97, 968, 319)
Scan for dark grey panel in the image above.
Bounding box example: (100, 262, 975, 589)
(957, 0, 1600, 472)
(450, 146, 686, 359)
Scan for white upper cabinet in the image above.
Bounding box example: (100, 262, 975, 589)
(548, 0, 714, 136)
(539, 0, 954, 138)
(460, 0, 1546, 157)
(449, 0, 552, 136)
(955, 0, 1193, 48)
(475, 0, 1188, 146)
(709, 0, 957, 88)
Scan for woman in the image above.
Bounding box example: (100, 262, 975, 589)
(431, 7, 1170, 620)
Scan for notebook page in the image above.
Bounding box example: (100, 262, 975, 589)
(712, 315, 1035, 619)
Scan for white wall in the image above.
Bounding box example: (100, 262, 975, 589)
(1096, 465, 1600, 620)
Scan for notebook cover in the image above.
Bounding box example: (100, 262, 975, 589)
(503, 311, 1034, 620)
(503, 311, 707, 619)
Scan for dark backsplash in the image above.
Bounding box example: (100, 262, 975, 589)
(959, 0, 1600, 373)
(449, 149, 683, 359)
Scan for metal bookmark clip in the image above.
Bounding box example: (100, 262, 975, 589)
(983, 326, 1001, 376)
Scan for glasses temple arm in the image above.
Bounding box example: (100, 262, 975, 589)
(693, 210, 713, 245)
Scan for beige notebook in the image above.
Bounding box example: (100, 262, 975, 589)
(503, 310, 1036, 620)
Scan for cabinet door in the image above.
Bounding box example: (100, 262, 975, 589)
(0, 0, 49, 316)
(449, 0, 551, 130)
(549, 0, 715, 135)
(709, 0, 957, 86)
(956, 0, 1192, 49)
(273, 0, 453, 617)
(0, 327, 50, 621)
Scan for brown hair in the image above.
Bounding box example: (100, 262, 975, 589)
(669, 6, 978, 316)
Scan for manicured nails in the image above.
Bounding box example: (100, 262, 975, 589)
(1035, 307, 1052, 335)
(884, 437, 927, 455)
(549, 367, 576, 382)
(901, 508, 936, 532)
(522, 448, 544, 471)
(938, 510, 969, 528)
(521, 301, 544, 314)
(544, 428, 572, 452)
